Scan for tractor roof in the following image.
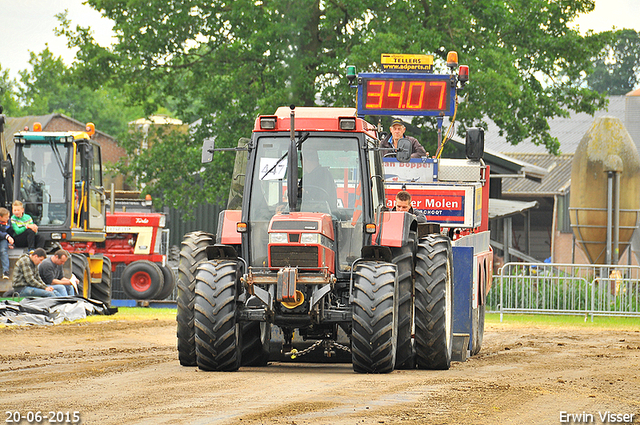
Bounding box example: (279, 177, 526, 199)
(254, 107, 377, 137)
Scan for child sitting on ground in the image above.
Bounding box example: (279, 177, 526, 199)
(0, 207, 15, 280)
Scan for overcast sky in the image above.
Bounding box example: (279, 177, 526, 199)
(1, 0, 639, 81)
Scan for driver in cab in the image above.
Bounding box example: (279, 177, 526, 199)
(380, 118, 428, 158)
(301, 150, 338, 212)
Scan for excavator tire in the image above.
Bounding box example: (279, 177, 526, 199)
(90, 256, 112, 306)
(71, 253, 91, 299)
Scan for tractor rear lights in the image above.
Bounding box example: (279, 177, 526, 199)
(339, 118, 356, 130)
(365, 223, 376, 234)
(237, 222, 248, 233)
(260, 117, 277, 129)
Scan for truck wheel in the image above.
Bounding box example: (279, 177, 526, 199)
(177, 231, 215, 366)
(71, 253, 91, 299)
(121, 260, 165, 300)
(351, 261, 397, 374)
(194, 260, 241, 371)
(155, 265, 176, 300)
(241, 322, 271, 366)
(91, 257, 112, 306)
(414, 235, 453, 370)
(391, 242, 415, 370)
(471, 304, 485, 355)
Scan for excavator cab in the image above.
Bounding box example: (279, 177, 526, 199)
(12, 127, 106, 243)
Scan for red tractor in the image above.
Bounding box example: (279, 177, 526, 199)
(176, 52, 491, 372)
(103, 209, 175, 300)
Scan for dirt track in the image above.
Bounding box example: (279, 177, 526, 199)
(1, 315, 639, 425)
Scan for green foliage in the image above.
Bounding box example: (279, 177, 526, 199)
(587, 29, 640, 95)
(0, 66, 20, 115)
(59, 0, 608, 208)
(113, 124, 224, 213)
(2, 44, 144, 138)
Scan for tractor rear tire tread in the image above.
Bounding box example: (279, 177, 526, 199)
(391, 242, 415, 370)
(414, 235, 453, 370)
(176, 231, 214, 366)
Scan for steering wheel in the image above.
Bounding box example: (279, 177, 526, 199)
(303, 184, 331, 200)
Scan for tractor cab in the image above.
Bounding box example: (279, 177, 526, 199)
(240, 109, 386, 276)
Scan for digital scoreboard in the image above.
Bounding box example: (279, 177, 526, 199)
(356, 73, 456, 117)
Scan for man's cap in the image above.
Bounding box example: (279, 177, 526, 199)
(391, 118, 405, 127)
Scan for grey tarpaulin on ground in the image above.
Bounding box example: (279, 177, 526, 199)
(0, 296, 117, 325)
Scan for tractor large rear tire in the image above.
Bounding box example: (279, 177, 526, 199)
(391, 241, 415, 370)
(71, 253, 91, 299)
(194, 260, 241, 371)
(176, 231, 214, 366)
(241, 322, 271, 366)
(351, 261, 397, 374)
(414, 235, 453, 370)
(91, 256, 112, 306)
(155, 265, 176, 300)
(121, 260, 164, 300)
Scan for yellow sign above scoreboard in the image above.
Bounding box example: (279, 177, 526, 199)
(381, 54, 434, 72)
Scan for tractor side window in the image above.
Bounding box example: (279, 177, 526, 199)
(91, 144, 103, 187)
(367, 136, 386, 215)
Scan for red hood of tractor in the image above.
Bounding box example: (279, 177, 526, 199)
(106, 212, 165, 227)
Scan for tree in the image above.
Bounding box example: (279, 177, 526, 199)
(14, 46, 143, 137)
(68, 0, 607, 210)
(587, 29, 640, 95)
(0, 66, 20, 116)
(113, 124, 218, 213)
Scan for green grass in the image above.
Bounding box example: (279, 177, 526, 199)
(486, 312, 640, 330)
(73, 307, 177, 323)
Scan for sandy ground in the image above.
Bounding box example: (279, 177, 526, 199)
(1, 316, 639, 425)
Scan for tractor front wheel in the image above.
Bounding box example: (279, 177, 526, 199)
(194, 260, 241, 371)
(351, 261, 397, 374)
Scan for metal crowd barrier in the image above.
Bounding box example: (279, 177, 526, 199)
(486, 262, 640, 321)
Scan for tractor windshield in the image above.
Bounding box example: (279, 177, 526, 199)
(248, 135, 364, 272)
(17, 142, 71, 226)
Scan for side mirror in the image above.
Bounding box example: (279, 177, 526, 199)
(396, 138, 412, 163)
(465, 128, 484, 161)
(201, 138, 215, 163)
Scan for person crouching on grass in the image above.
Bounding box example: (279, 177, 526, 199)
(12, 248, 64, 297)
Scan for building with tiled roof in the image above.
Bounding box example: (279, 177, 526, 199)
(484, 91, 640, 265)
